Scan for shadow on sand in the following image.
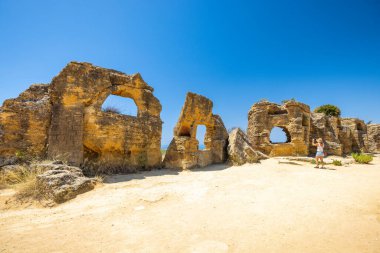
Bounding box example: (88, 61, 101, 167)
(104, 163, 231, 184)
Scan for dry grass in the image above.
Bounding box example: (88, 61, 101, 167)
(0, 165, 44, 202)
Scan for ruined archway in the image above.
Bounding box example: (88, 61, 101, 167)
(247, 100, 311, 156)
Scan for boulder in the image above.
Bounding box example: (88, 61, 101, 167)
(227, 128, 268, 165)
(36, 165, 95, 203)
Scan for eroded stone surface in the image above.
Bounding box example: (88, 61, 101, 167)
(0, 84, 51, 158)
(36, 165, 95, 203)
(365, 124, 380, 153)
(163, 92, 228, 170)
(227, 128, 268, 165)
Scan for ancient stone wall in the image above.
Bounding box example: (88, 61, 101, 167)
(247, 101, 311, 156)
(163, 92, 228, 170)
(47, 62, 162, 171)
(0, 62, 162, 172)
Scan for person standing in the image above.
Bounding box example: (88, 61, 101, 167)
(312, 138, 325, 168)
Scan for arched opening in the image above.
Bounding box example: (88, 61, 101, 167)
(101, 95, 138, 116)
(196, 125, 207, 150)
(270, 126, 291, 144)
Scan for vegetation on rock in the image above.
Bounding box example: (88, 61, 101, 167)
(314, 104, 341, 117)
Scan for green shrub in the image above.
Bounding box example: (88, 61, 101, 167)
(314, 104, 341, 117)
(332, 159, 342, 166)
(310, 159, 316, 164)
(352, 153, 373, 164)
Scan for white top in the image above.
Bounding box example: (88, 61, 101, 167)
(317, 144, 324, 152)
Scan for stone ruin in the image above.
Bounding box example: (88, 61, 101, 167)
(248, 100, 380, 156)
(248, 100, 311, 156)
(163, 92, 228, 170)
(2, 62, 379, 203)
(1, 62, 379, 174)
(0, 62, 162, 173)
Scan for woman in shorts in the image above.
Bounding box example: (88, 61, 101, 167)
(312, 138, 325, 169)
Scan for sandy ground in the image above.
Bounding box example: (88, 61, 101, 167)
(1, 156, 380, 253)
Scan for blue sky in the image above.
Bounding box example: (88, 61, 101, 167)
(0, 0, 379, 145)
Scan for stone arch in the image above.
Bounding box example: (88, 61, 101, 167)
(47, 62, 162, 172)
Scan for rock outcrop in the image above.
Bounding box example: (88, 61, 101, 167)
(227, 128, 268, 165)
(36, 164, 95, 203)
(163, 93, 228, 170)
(341, 118, 368, 153)
(0, 62, 163, 173)
(309, 113, 343, 155)
(247, 100, 311, 156)
(365, 124, 380, 153)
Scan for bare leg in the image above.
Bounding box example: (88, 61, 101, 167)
(315, 157, 319, 168)
(320, 158, 324, 168)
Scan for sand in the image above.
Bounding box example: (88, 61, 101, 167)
(1, 156, 380, 253)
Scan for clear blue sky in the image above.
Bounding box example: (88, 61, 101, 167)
(0, 0, 379, 145)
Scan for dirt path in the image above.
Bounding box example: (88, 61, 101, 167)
(1, 157, 380, 253)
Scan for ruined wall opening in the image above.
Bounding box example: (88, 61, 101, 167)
(101, 95, 138, 116)
(270, 126, 291, 144)
(196, 125, 207, 150)
(356, 123, 364, 131)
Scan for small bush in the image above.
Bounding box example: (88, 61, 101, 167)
(332, 160, 342, 166)
(282, 98, 296, 104)
(102, 106, 121, 114)
(314, 104, 341, 117)
(352, 153, 373, 164)
(310, 159, 316, 164)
